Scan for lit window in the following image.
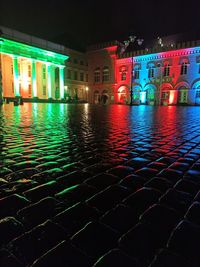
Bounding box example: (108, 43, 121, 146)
(80, 72, 84, 81)
(28, 65, 31, 77)
(102, 66, 109, 82)
(164, 64, 170, 77)
(67, 69, 71, 79)
(28, 84, 32, 95)
(148, 66, 154, 78)
(181, 62, 188, 75)
(74, 71, 78, 80)
(121, 72, 126, 81)
(43, 66, 46, 79)
(134, 70, 140, 79)
(43, 86, 46, 95)
(94, 68, 100, 83)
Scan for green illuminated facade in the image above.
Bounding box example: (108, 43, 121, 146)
(0, 35, 68, 100)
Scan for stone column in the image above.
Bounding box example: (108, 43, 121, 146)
(32, 60, 37, 98)
(13, 56, 20, 97)
(47, 63, 52, 99)
(59, 66, 65, 99)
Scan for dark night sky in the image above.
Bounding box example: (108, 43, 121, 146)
(1, 0, 200, 50)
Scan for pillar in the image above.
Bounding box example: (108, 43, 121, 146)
(13, 56, 20, 97)
(32, 60, 37, 98)
(47, 63, 52, 99)
(59, 66, 65, 99)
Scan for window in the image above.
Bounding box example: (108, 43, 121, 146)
(134, 70, 140, 79)
(164, 64, 170, 77)
(28, 65, 31, 77)
(148, 66, 154, 78)
(181, 62, 188, 75)
(43, 86, 46, 96)
(74, 71, 78, 80)
(94, 68, 100, 83)
(73, 58, 78, 64)
(67, 69, 71, 79)
(86, 73, 88, 82)
(196, 90, 200, 98)
(28, 84, 32, 95)
(102, 66, 109, 82)
(121, 72, 126, 81)
(80, 72, 84, 81)
(43, 66, 46, 79)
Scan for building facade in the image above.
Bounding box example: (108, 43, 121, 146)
(64, 47, 88, 102)
(0, 26, 68, 101)
(87, 39, 200, 106)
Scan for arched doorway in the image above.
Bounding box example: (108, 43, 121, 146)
(94, 90, 100, 104)
(101, 90, 109, 104)
(145, 84, 156, 105)
(177, 86, 189, 105)
(117, 86, 129, 104)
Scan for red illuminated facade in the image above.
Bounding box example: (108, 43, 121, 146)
(87, 39, 200, 105)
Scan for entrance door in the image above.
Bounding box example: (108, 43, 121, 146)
(161, 91, 169, 105)
(178, 90, 187, 104)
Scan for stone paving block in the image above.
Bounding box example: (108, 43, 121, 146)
(118, 174, 145, 191)
(147, 161, 168, 171)
(134, 167, 159, 179)
(157, 168, 183, 184)
(139, 204, 181, 244)
(92, 248, 140, 267)
(125, 157, 151, 169)
(23, 180, 61, 202)
(8, 219, 68, 265)
(0, 249, 23, 267)
(0, 194, 30, 219)
(149, 249, 189, 267)
(100, 204, 138, 234)
(185, 201, 200, 225)
(0, 217, 24, 246)
(173, 179, 198, 196)
(159, 188, 193, 214)
(55, 183, 97, 204)
(167, 220, 200, 264)
(30, 240, 92, 267)
(56, 170, 90, 187)
(169, 162, 190, 172)
(85, 173, 120, 190)
(71, 221, 119, 259)
(118, 222, 162, 265)
(106, 165, 134, 179)
(123, 187, 162, 217)
(54, 202, 99, 235)
(17, 197, 61, 229)
(86, 185, 130, 213)
(144, 177, 172, 193)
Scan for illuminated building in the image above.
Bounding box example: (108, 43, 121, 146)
(0, 26, 68, 101)
(87, 38, 200, 105)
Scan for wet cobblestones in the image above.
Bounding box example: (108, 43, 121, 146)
(1, 103, 200, 266)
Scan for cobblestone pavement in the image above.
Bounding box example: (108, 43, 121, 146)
(1, 103, 200, 267)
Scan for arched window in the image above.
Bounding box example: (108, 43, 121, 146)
(164, 64, 170, 77)
(180, 62, 188, 75)
(119, 66, 128, 81)
(133, 64, 140, 79)
(148, 66, 154, 78)
(102, 66, 109, 82)
(94, 67, 100, 83)
(121, 72, 126, 80)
